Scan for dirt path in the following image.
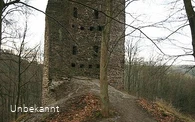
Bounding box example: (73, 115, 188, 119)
(18, 77, 156, 122)
(89, 79, 156, 122)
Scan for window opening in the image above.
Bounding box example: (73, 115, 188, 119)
(93, 46, 99, 53)
(89, 26, 94, 31)
(73, 7, 78, 18)
(80, 64, 84, 68)
(80, 26, 85, 30)
(96, 64, 100, 68)
(97, 25, 103, 31)
(72, 46, 77, 55)
(93, 10, 99, 19)
(71, 63, 76, 67)
(89, 64, 92, 68)
(93, 46, 99, 57)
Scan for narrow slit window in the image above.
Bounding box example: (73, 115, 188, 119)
(93, 10, 99, 19)
(93, 46, 99, 57)
(72, 46, 77, 55)
(93, 46, 99, 53)
(73, 7, 78, 18)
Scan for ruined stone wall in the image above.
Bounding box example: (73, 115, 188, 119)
(42, 0, 125, 105)
(108, 0, 125, 89)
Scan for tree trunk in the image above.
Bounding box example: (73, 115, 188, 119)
(100, 0, 112, 117)
(0, 0, 4, 51)
(15, 52, 21, 120)
(183, 0, 195, 58)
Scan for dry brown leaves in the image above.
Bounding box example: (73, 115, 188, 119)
(137, 99, 185, 122)
(45, 93, 101, 122)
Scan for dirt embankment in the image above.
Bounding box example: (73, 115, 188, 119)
(17, 77, 156, 122)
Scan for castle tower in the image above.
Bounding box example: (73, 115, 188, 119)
(42, 0, 125, 105)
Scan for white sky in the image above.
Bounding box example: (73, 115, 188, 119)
(14, 0, 195, 65)
(126, 0, 194, 65)
(27, 0, 48, 46)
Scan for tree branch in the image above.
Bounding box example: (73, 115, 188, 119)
(4, 0, 19, 7)
(18, 1, 78, 45)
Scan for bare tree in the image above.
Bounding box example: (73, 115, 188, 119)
(99, 0, 112, 117)
(0, 10, 42, 121)
(0, 0, 21, 50)
(183, 0, 195, 58)
(125, 39, 140, 93)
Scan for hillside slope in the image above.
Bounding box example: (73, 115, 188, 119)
(17, 77, 156, 122)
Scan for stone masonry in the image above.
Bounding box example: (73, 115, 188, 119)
(42, 0, 125, 105)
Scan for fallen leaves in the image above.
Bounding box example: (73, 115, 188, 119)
(137, 99, 187, 122)
(45, 93, 101, 122)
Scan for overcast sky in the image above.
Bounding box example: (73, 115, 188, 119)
(27, 0, 47, 46)
(23, 0, 194, 65)
(126, 1, 194, 65)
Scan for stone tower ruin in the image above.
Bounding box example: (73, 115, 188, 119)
(42, 0, 125, 105)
